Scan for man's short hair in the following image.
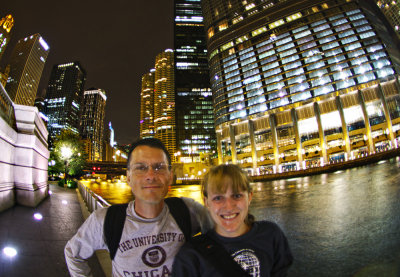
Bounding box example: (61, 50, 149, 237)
(127, 138, 171, 169)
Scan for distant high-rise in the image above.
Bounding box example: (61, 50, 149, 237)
(174, 0, 216, 162)
(5, 33, 49, 106)
(140, 69, 155, 139)
(44, 62, 86, 144)
(0, 14, 14, 62)
(81, 88, 107, 161)
(202, 0, 400, 173)
(154, 49, 177, 160)
(376, 0, 400, 37)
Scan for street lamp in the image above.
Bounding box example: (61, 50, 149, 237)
(61, 146, 73, 183)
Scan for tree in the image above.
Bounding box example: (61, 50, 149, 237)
(49, 130, 87, 186)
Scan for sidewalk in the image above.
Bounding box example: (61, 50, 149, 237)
(0, 183, 106, 277)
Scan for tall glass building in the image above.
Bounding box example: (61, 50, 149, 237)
(44, 62, 86, 146)
(154, 50, 177, 160)
(5, 33, 49, 106)
(376, 0, 400, 37)
(140, 69, 155, 139)
(174, 0, 216, 163)
(0, 14, 14, 62)
(81, 88, 107, 161)
(201, 0, 400, 173)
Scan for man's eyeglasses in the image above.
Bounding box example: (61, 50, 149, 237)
(130, 163, 171, 175)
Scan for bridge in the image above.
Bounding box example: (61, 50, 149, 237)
(84, 161, 127, 178)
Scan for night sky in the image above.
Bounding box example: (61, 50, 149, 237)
(1, 1, 174, 145)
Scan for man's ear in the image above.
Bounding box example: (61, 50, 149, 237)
(126, 170, 130, 183)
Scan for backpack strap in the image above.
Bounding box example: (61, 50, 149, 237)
(165, 197, 191, 241)
(190, 234, 251, 277)
(104, 198, 191, 260)
(104, 203, 128, 260)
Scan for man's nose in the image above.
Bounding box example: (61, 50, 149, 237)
(145, 166, 157, 179)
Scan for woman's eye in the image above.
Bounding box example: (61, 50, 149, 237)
(212, 196, 223, 201)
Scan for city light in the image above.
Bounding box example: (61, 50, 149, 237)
(3, 246, 17, 258)
(33, 213, 43, 220)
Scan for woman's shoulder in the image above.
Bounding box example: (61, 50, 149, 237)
(253, 220, 286, 235)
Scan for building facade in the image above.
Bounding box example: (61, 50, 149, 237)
(44, 62, 86, 145)
(202, 0, 400, 173)
(0, 14, 14, 62)
(154, 50, 177, 160)
(174, 0, 216, 163)
(5, 33, 49, 106)
(376, 0, 400, 37)
(81, 88, 107, 161)
(140, 69, 155, 138)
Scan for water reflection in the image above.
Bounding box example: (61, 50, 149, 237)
(83, 158, 400, 276)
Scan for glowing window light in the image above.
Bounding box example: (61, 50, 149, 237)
(269, 19, 285, 29)
(3, 247, 17, 258)
(39, 37, 49, 51)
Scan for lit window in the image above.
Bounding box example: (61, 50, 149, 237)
(286, 12, 302, 22)
(221, 41, 234, 51)
(208, 27, 214, 38)
(233, 16, 244, 24)
(252, 26, 267, 37)
(219, 21, 228, 31)
(269, 19, 285, 29)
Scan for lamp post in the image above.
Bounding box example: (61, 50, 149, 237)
(61, 146, 73, 183)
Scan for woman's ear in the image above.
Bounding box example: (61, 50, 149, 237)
(203, 196, 209, 208)
(248, 191, 253, 204)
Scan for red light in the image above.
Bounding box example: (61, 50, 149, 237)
(93, 167, 96, 170)
(97, 167, 101, 170)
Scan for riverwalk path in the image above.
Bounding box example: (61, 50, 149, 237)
(0, 183, 106, 277)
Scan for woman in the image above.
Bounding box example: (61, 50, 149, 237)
(172, 164, 293, 277)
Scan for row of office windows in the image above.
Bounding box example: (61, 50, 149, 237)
(210, 6, 396, 125)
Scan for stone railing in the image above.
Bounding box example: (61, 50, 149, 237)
(78, 181, 110, 212)
(0, 83, 15, 129)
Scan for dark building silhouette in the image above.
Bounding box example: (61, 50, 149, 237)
(44, 62, 86, 146)
(174, 0, 216, 163)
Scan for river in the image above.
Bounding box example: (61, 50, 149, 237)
(83, 158, 400, 276)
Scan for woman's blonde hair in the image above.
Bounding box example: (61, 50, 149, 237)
(202, 164, 254, 225)
(202, 164, 252, 197)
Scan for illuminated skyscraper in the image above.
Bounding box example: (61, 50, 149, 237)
(376, 0, 400, 37)
(44, 62, 86, 144)
(202, 0, 400, 173)
(174, 0, 216, 163)
(0, 14, 14, 62)
(154, 49, 177, 160)
(5, 33, 49, 106)
(140, 69, 155, 139)
(81, 88, 107, 161)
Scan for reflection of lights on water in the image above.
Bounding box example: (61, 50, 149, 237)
(334, 170, 343, 174)
(62, 200, 68, 205)
(3, 247, 17, 258)
(377, 160, 386, 164)
(33, 213, 43, 220)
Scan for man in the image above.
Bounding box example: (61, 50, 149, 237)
(65, 138, 211, 277)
